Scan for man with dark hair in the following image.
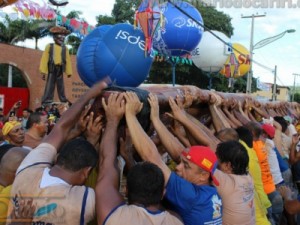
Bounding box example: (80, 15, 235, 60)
(212, 141, 255, 225)
(56, 137, 98, 176)
(23, 112, 48, 149)
(126, 162, 164, 207)
(8, 79, 109, 225)
(216, 141, 249, 175)
(21, 108, 31, 130)
(96, 93, 183, 225)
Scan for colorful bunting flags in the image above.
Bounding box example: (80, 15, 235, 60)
(56, 15, 94, 38)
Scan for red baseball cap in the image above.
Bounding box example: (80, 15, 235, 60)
(262, 124, 275, 139)
(182, 146, 219, 186)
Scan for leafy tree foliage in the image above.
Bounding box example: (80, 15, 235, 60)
(0, 15, 27, 44)
(23, 20, 53, 49)
(64, 10, 84, 55)
(192, 3, 234, 37)
(293, 92, 300, 103)
(96, 15, 116, 26)
(112, 0, 140, 24)
(0, 64, 27, 88)
(66, 10, 82, 19)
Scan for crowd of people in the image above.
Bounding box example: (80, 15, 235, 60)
(0, 78, 300, 225)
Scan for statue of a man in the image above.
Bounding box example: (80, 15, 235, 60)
(39, 26, 72, 105)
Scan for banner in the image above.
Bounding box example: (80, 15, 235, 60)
(56, 15, 94, 38)
(13, 0, 56, 20)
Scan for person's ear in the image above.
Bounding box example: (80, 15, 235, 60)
(83, 167, 92, 179)
(224, 162, 233, 173)
(202, 171, 210, 181)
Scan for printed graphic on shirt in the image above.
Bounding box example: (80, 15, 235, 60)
(241, 182, 254, 209)
(35, 203, 57, 217)
(212, 194, 222, 219)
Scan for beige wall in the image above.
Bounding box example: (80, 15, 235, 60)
(252, 87, 290, 101)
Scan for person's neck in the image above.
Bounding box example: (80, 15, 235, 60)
(27, 128, 43, 139)
(49, 165, 76, 185)
(132, 202, 162, 212)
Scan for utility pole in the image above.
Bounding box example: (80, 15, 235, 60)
(242, 13, 266, 94)
(272, 65, 277, 101)
(292, 73, 300, 102)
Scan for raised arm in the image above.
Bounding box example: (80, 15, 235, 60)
(168, 97, 219, 151)
(148, 93, 185, 163)
(221, 100, 242, 128)
(96, 93, 125, 225)
(124, 92, 171, 184)
(208, 94, 231, 132)
(43, 78, 109, 150)
(273, 120, 286, 157)
(289, 134, 300, 164)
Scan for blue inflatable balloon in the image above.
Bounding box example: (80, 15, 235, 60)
(153, 1, 204, 56)
(77, 25, 112, 87)
(77, 23, 153, 87)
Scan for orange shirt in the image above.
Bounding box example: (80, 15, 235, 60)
(253, 140, 275, 194)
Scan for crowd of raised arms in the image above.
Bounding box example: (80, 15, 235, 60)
(1, 78, 300, 225)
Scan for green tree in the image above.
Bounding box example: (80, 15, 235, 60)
(112, 0, 139, 24)
(0, 16, 27, 44)
(64, 10, 84, 55)
(66, 10, 82, 19)
(23, 20, 53, 49)
(96, 15, 116, 26)
(0, 64, 27, 88)
(193, 3, 234, 37)
(293, 92, 300, 103)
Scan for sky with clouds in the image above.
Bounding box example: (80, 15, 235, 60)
(1, 0, 300, 87)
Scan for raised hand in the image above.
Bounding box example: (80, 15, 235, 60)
(209, 92, 222, 106)
(75, 104, 91, 132)
(88, 77, 111, 99)
(85, 112, 103, 146)
(148, 93, 160, 122)
(102, 92, 125, 123)
(166, 97, 186, 121)
(183, 90, 193, 109)
(124, 92, 143, 116)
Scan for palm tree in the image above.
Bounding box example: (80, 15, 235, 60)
(64, 10, 83, 55)
(0, 15, 27, 44)
(24, 20, 54, 49)
(66, 10, 82, 19)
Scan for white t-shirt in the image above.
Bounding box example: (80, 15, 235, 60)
(105, 204, 183, 225)
(265, 139, 284, 185)
(9, 143, 95, 225)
